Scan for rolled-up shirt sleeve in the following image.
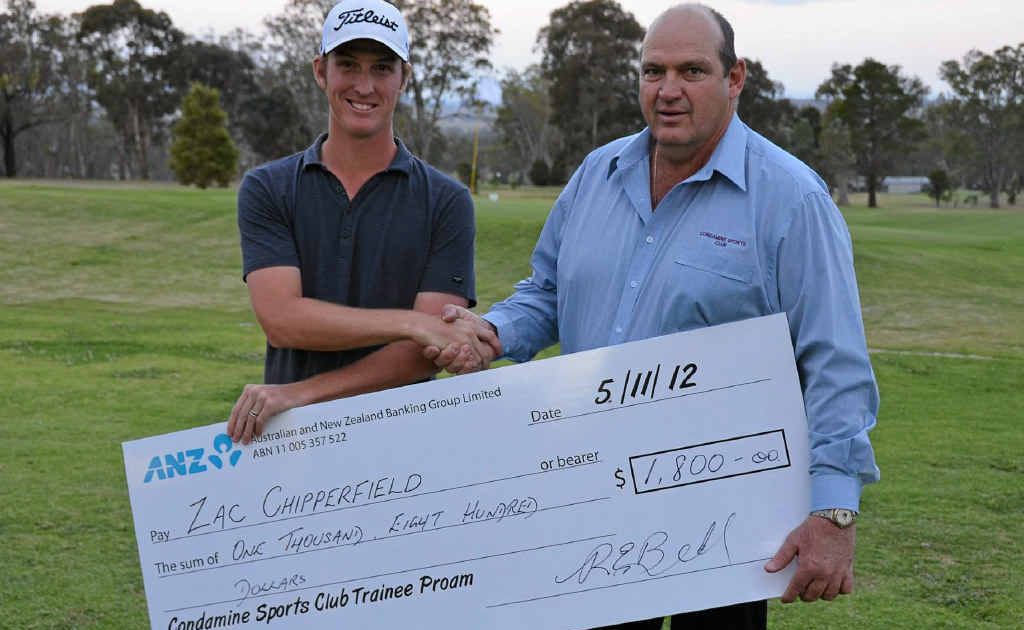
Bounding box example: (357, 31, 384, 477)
(776, 191, 880, 512)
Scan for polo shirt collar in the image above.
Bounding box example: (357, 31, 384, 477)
(608, 113, 748, 192)
(301, 133, 327, 167)
(387, 139, 414, 174)
(301, 133, 413, 175)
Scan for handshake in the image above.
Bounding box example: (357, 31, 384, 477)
(415, 305, 502, 375)
(228, 304, 502, 445)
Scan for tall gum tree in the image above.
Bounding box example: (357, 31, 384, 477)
(394, 0, 497, 163)
(0, 0, 65, 177)
(538, 0, 644, 173)
(495, 65, 555, 179)
(940, 44, 1024, 208)
(817, 58, 927, 208)
(77, 0, 185, 180)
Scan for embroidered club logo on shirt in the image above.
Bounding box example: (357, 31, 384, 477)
(699, 231, 747, 249)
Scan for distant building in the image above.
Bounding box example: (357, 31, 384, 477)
(850, 176, 928, 194)
(883, 176, 929, 194)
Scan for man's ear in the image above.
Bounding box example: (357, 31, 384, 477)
(312, 54, 328, 90)
(728, 57, 747, 100)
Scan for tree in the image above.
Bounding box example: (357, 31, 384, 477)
(395, 0, 497, 162)
(0, 0, 67, 177)
(738, 59, 795, 145)
(9, 10, 117, 180)
(918, 97, 966, 187)
(495, 65, 555, 179)
(77, 0, 186, 180)
(939, 44, 1024, 208)
(258, 0, 331, 142)
(926, 169, 952, 207)
(816, 59, 928, 208)
(235, 85, 312, 164)
(170, 83, 238, 188)
(529, 158, 550, 186)
(538, 0, 644, 171)
(1005, 173, 1021, 206)
(777, 105, 824, 176)
(787, 116, 817, 165)
(818, 116, 856, 206)
(179, 40, 259, 124)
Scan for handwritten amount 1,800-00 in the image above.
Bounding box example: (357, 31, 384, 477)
(555, 513, 736, 586)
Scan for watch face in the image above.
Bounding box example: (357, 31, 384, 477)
(836, 509, 855, 527)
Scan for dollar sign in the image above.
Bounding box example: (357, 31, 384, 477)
(614, 468, 625, 489)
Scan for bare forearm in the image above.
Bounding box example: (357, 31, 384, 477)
(288, 340, 439, 405)
(228, 341, 440, 444)
(260, 298, 427, 351)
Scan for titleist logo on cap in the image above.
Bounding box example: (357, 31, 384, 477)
(332, 8, 399, 32)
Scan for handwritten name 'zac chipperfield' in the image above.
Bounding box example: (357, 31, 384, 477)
(165, 573, 474, 629)
(332, 8, 399, 32)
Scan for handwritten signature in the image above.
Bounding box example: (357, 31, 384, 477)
(556, 513, 736, 585)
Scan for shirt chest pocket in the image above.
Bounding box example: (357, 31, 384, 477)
(673, 253, 753, 284)
(665, 252, 763, 328)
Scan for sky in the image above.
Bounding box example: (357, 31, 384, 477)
(33, 0, 1024, 98)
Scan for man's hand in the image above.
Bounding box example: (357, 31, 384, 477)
(422, 305, 502, 374)
(227, 383, 305, 445)
(403, 308, 498, 373)
(764, 516, 856, 603)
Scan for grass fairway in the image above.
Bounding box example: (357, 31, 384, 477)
(1, 181, 1022, 629)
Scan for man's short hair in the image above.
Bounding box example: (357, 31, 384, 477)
(705, 5, 737, 75)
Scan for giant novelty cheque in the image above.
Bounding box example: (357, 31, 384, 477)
(123, 313, 810, 630)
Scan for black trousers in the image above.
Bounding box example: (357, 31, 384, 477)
(597, 600, 767, 630)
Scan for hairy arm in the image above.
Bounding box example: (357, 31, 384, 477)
(228, 291, 482, 443)
(246, 266, 477, 351)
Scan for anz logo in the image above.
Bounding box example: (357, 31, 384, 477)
(143, 433, 242, 484)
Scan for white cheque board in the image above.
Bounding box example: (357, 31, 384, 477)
(123, 313, 811, 630)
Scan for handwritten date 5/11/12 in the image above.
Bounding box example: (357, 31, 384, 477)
(594, 363, 698, 407)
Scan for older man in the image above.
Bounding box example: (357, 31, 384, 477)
(428, 4, 879, 628)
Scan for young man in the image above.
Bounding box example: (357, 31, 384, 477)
(428, 4, 879, 628)
(227, 0, 495, 444)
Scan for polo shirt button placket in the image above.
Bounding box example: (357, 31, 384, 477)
(336, 180, 351, 240)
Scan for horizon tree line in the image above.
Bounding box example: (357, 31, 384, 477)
(2, 0, 1021, 207)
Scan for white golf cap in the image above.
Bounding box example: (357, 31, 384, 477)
(320, 0, 410, 62)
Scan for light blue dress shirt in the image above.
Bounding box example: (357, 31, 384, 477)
(484, 115, 879, 512)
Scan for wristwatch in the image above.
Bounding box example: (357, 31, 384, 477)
(810, 508, 858, 528)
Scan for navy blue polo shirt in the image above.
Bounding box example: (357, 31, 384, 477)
(238, 135, 476, 385)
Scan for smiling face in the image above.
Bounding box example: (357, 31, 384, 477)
(639, 7, 745, 162)
(313, 39, 407, 142)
